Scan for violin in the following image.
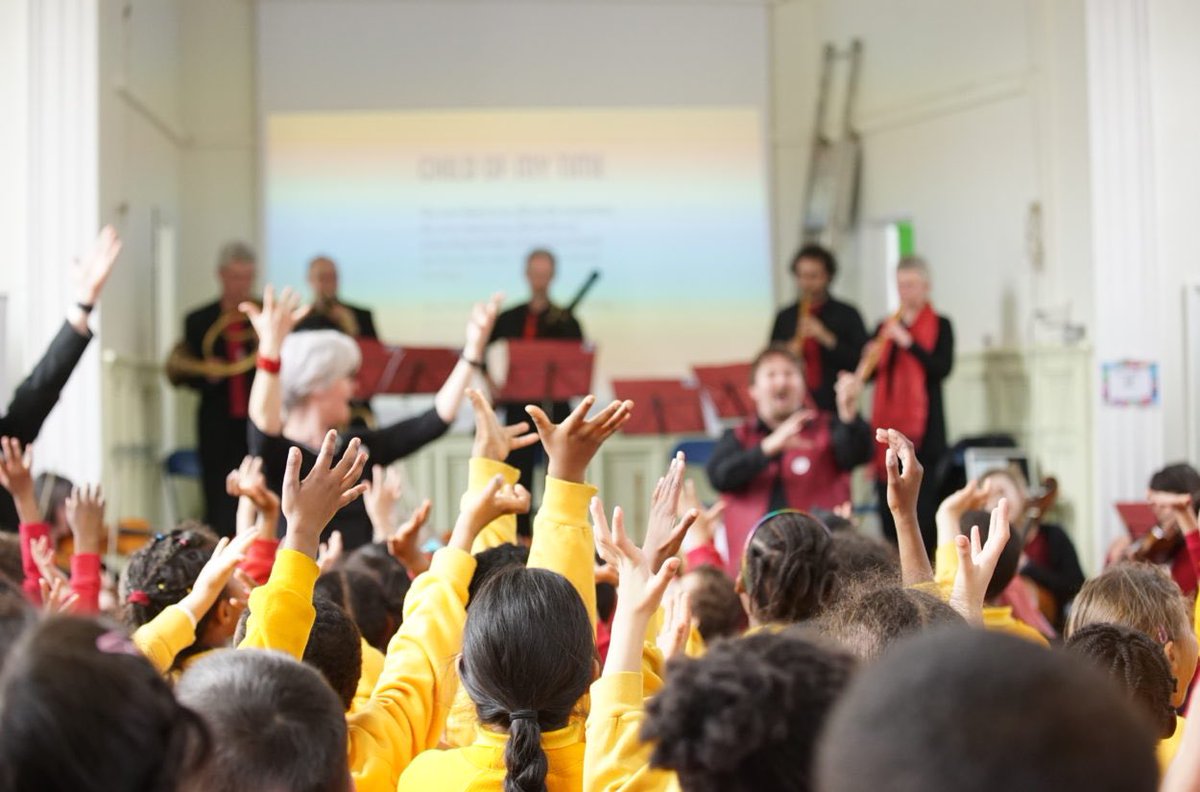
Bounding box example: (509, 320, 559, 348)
(1021, 477, 1061, 624)
(1128, 518, 1184, 565)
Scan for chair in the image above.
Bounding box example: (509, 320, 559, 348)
(162, 449, 202, 526)
(670, 439, 717, 468)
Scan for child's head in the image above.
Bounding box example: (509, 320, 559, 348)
(343, 543, 412, 640)
(1148, 463, 1200, 530)
(817, 581, 963, 661)
(644, 628, 856, 792)
(1066, 561, 1198, 708)
(315, 568, 390, 652)
(459, 565, 594, 792)
(1066, 623, 1178, 739)
(736, 511, 835, 626)
(818, 627, 1159, 792)
(827, 530, 899, 589)
(468, 542, 531, 606)
(303, 596, 364, 712)
(979, 465, 1029, 521)
(0, 575, 37, 672)
(176, 649, 350, 792)
(680, 565, 746, 643)
(120, 525, 248, 657)
(0, 616, 209, 792)
(959, 509, 1022, 601)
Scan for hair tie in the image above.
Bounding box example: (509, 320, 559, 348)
(510, 710, 538, 723)
(126, 589, 151, 606)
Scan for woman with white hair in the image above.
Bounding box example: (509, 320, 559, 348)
(243, 285, 500, 548)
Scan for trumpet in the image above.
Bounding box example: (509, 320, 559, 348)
(855, 308, 903, 382)
(164, 309, 259, 386)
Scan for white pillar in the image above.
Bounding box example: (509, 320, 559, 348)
(24, 0, 103, 481)
(1085, 0, 1165, 563)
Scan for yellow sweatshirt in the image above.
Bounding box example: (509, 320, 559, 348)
(933, 542, 1049, 647)
(234, 542, 476, 792)
(468, 458, 522, 553)
(351, 638, 386, 715)
(132, 604, 196, 675)
(401, 721, 586, 792)
(584, 672, 679, 792)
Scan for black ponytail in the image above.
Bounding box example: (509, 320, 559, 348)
(459, 566, 594, 792)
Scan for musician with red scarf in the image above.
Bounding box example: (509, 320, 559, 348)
(769, 244, 869, 412)
(706, 346, 873, 578)
(488, 248, 584, 538)
(863, 256, 955, 556)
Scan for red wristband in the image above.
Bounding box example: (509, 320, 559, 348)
(256, 354, 281, 374)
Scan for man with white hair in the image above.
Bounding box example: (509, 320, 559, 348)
(175, 241, 259, 536)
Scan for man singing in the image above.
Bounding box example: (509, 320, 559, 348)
(770, 244, 868, 412)
(488, 248, 584, 538)
(864, 256, 954, 554)
(296, 255, 378, 340)
(707, 345, 872, 577)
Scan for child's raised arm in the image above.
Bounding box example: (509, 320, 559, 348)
(525, 395, 632, 625)
(875, 428, 932, 586)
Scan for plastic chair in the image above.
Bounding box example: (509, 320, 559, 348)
(162, 449, 202, 525)
(670, 439, 717, 468)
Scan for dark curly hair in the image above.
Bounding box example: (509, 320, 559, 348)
(315, 569, 390, 652)
(0, 573, 35, 671)
(959, 509, 1023, 601)
(682, 565, 746, 643)
(343, 543, 413, 642)
(643, 628, 855, 792)
(827, 530, 899, 589)
(119, 524, 219, 629)
(741, 511, 836, 625)
(459, 565, 594, 792)
(817, 579, 963, 661)
(302, 596, 364, 712)
(0, 616, 210, 792)
(1066, 623, 1178, 739)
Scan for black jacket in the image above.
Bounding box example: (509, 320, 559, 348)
(179, 300, 257, 424)
(769, 296, 868, 411)
(0, 321, 92, 530)
(295, 302, 378, 340)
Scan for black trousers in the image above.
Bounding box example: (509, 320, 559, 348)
(197, 414, 249, 537)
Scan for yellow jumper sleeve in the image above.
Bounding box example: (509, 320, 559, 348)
(584, 672, 679, 792)
(346, 545, 476, 792)
(466, 457, 522, 552)
(527, 476, 600, 626)
(237, 548, 319, 659)
(131, 605, 196, 675)
(351, 638, 386, 715)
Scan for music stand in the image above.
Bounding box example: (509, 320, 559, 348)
(498, 340, 596, 405)
(693, 363, 753, 419)
(611, 379, 705, 435)
(1115, 501, 1158, 542)
(356, 339, 460, 397)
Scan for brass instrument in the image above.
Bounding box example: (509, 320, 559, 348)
(313, 298, 361, 338)
(855, 308, 903, 381)
(164, 309, 258, 386)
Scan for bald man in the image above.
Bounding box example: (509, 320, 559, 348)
(296, 256, 378, 340)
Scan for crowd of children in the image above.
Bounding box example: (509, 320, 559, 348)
(1, 277, 1200, 792)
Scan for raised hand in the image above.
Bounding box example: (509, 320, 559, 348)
(594, 501, 681, 674)
(386, 498, 433, 574)
(463, 294, 502, 363)
(30, 535, 67, 587)
(318, 531, 344, 574)
(239, 284, 311, 359)
(876, 428, 931, 584)
(40, 576, 79, 615)
(468, 389, 539, 462)
(936, 478, 992, 545)
(225, 456, 280, 540)
(364, 464, 405, 542)
(0, 437, 38, 525)
(656, 587, 693, 661)
(949, 498, 1011, 625)
(834, 370, 863, 422)
(281, 431, 369, 559)
(65, 484, 106, 555)
(1150, 492, 1199, 536)
(760, 409, 815, 457)
(526, 394, 633, 483)
(178, 531, 258, 624)
(642, 453, 700, 573)
(449, 475, 531, 552)
(74, 225, 122, 306)
(678, 478, 725, 550)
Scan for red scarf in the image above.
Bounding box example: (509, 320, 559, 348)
(801, 301, 825, 396)
(870, 304, 939, 478)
